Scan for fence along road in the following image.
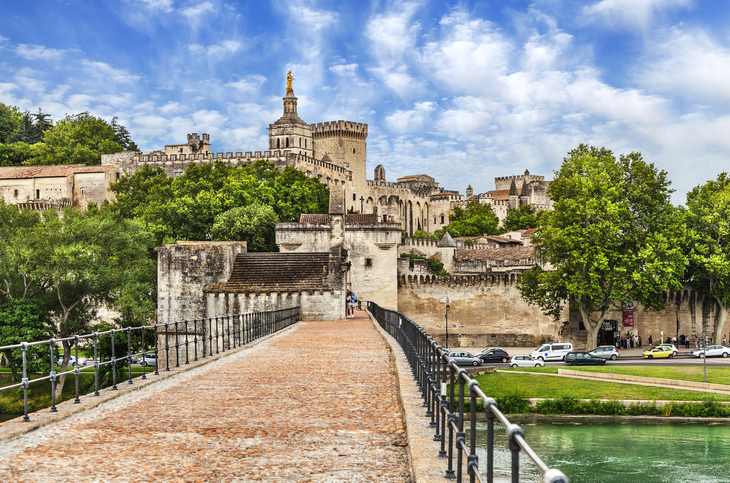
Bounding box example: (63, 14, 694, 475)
(0, 315, 411, 482)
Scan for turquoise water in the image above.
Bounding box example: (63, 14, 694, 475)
(474, 419, 730, 483)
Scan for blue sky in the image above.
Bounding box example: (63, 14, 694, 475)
(1, 0, 729, 203)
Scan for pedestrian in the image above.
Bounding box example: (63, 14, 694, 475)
(346, 291, 353, 318)
(724, 334, 727, 346)
(648, 335, 653, 347)
(695, 337, 699, 349)
(672, 335, 677, 347)
(351, 291, 358, 313)
(638, 336, 642, 349)
(685, 335, 690, 349)
(634, 335, 639, 348)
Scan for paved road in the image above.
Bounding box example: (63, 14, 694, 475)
(0, 316, 411, 482)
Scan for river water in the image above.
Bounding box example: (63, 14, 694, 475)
(475, 418, 730, 483)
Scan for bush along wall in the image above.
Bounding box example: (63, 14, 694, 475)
(458, 396, 730, 418)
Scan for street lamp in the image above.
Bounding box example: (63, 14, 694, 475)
(445, 297, 450, 349)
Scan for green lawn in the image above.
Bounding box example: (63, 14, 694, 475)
(473, 372, 730, 401)
(502, 366, 730, 385)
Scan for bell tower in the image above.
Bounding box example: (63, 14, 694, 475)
(268, 71, 313, 158)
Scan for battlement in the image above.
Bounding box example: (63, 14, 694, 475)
(187, 133, 210, 144)
(495, 174, 545, 182)
(398, 269, 523, 288)
(311, 120, 368, 139)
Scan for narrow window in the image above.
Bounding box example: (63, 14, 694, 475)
(277, 138, 280, 149)
(286, 138, 289, 148)
(353, 148, 355, 154)
(441, 215, 445, 224)
(365, 258, 372, 267)
(81, 189, 84, 195)
(434, 216, 436, 224)
(36, 189, 40, 199)
(305, 139, 307, 148)
(353, 194, 356, 201)
(299, 137, 302, 147)
(14, 189, 18, 197)
(116, 172, 120, 179)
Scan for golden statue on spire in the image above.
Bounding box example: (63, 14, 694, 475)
(286, 70, 294, 96)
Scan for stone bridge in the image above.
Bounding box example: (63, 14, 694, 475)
(0, 312, 447, 482)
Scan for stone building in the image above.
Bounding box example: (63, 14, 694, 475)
(0, 164, 118, 210)
(102, 76, 474, 236)
(458, 170, 552, 222)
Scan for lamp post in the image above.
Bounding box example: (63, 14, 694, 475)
(445, 297, 450, 349)
(703, 333, 707, 383)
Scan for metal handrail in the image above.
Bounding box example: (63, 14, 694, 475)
(367, 301, 569, 483)
(0, 306, 301, 423)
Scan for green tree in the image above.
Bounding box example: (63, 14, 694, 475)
(0, 299, 54, 381)
(0, 103, 22, 144)
(211, 202, 280, 252)
(110, 117, 139, 152)
(518, 145, 687, 350)
(0, 142, 34, 166)
(110, 160, 329, 248)
(684, 173, 730, 342)
(411, 230, 436, 240)
(31, 112, 124, 165)
(501, 204, 540, 232)
(36, 208, 155, 398)
(434, 201, 499, 239)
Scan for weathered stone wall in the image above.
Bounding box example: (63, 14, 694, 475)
(397, 271, 567, 348)
(156, 241, 246, 326)
(74, 171, 116, 207)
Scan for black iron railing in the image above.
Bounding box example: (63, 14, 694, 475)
(368, 301, 568, 483)
(0, 307, 300, 422)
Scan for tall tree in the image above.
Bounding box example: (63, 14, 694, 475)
(211, 202, 280, 252)
(518, 145, 687, 350)
(434, 201, 500, 239)
(35, 208, 155, 398)
(110, 117, 139, 152)
(684, 173, 730, 342)
(31, 112, 123, 165)
(501, 204, 540, 232)
(0, 103, 22, 144)
(0, 299, 54, 381)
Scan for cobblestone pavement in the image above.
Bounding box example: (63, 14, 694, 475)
(0, 316, 412, 482)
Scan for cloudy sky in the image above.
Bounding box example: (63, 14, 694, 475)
(1, 0, 729, 203)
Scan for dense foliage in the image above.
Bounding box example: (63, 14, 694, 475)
(0, 201, 156, 396)
(500, 204, 541, 232)
(684, 172, 730, 341)
(110, 160, 330, 249)
(518, 145, 687, 350)
(0, 103, 136, 166)
(434, 201, 499, 239)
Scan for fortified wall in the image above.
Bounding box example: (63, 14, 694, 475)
(397, 262, 568, 348)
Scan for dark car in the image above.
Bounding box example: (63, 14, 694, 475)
(564, 351, 606, 366)
(477, 349, 510, 363)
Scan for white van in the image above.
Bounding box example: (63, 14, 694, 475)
(531, 343, 574, 362)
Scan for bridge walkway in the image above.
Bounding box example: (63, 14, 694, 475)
(0, 314, 412, 482)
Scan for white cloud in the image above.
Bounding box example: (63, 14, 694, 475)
(583, 0, 692, 29)
(640, 28, 730, 104)
(365, 3, 420, 61)
(226, 75, 266, 93)
(80, 60, 142, 83)
(289, 5, 337, 32)
(122, 0, 174, 12)
(385, 101, 436, 133)
(160, 101, 186, 114)
(187, 41, 241, 56)
(15, 44, 67, 60)
(180, 1, 215, 17)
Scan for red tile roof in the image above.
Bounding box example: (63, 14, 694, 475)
(456, 246, 535, 261)
(486, 189, 511, 201)
(0, 164, 115, 179)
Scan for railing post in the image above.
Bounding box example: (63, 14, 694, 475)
(21, 343, 29, 422)
(141, 327, 147, 380)
(208, 318, 213, 356)
(485, 398, 497, 483)
(93, 333, 100, 395)
(50, 339, 58, 411)
(165, 323, 170, 371)
(468, 380, 480, 483)
(446, 363, 456, 479)
(194, 319, 199, 361)
(185, 320, 190, 364)
(175, 320, 180, 367)
(74, 335, 81, 403)
(215, 316, 219, 354)
(154, 325, 160, 376)
(507, 423, 525, 483)
(456, 369, 467, 483)
(127, 327, 133, 385)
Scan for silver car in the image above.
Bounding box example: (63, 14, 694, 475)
(589, 345, 620, 360)
(691, 345, 730, 358)
(448, 351, 482, 366)
(509, 355, 544, 368)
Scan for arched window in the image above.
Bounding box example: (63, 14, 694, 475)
(440, 214, 445, 224)
(434, 217, 437, 224)
(286, 138, 290, 148)
(277, 138, 280, 149)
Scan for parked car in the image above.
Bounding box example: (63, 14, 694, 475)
(589, 345, 620, 360)
(642, 346, 674, 359)
(657, 344, 679, 356)
(564, 352, 606, 365)
(691, 345, 730, 358)
(477, 349, 510, 363)
(531, 343, 574, 362)
(139, 354, 158, 367)
(448, 352, 482, 366)
(509, 355, 544, 368)
(57, 355, 87, 366)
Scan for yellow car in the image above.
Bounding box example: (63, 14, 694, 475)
(642, 346, 674, 359)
